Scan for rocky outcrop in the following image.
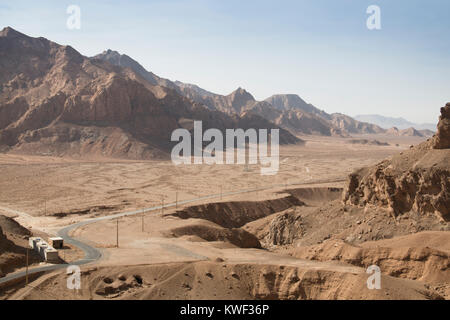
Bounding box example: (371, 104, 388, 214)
(169, 195, 305, 229)
(343, 164, 449, 220)
(267, 212, 304, 245)
(432, 103, 450, 149)
(343, 104, 450, 220)
(291, 239, 450, 285)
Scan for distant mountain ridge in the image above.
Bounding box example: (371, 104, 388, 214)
(94, 48, 437, 137)
(354, 114, 436, 131)
(94, 50, 388, 137)
(386, 127, 434, 138)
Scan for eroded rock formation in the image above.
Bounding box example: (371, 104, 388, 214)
(432, 103, 450, 149)
(343, 103, 450, 220)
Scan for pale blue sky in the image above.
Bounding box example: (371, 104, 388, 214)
(1, 0, 449, 123)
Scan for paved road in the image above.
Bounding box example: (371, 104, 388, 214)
(0, 178, 345, 285)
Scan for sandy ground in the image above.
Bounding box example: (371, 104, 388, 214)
(0, 135, 417, 222)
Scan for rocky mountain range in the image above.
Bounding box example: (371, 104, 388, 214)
(96, 50, 438, 139)
(95, 50, 394, 137)
(0, 27, 299, 159)
(0, 27, 437, 160)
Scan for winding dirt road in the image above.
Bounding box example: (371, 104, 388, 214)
(0, 178, 347, 286)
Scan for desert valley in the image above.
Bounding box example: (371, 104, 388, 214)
(0, 27, 448, 301)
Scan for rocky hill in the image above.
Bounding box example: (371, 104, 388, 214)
(343, 103, 450, 221)
(386, 126, 430, 137)
(355, 114, 436, 131)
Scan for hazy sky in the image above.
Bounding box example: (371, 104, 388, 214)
(1, 0, 449, 123)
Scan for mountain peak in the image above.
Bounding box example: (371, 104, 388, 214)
(94, 49, 133, 66)
(96, 49, 124, 60)
(0, 26, 28, 39)
(103, 49, 121, 56)
(224, 87, 255, 113)
(93, 48, 173, 88)
(230, 87, 254, 99)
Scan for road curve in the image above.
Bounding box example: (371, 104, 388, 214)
(0, 178, 344, 285)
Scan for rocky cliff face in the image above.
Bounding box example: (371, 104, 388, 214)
(266, 211, 304, 245)
(432, 103, 450, 149)
(343, 103, 450, 221)
(292, 238, 450, 285)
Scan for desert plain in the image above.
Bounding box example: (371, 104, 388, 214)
(1, 133, 448, 300)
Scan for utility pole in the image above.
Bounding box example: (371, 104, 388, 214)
(25, 247, 29, 285)
(116, 219, 119, 248)
(175, 191, 178, 209)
